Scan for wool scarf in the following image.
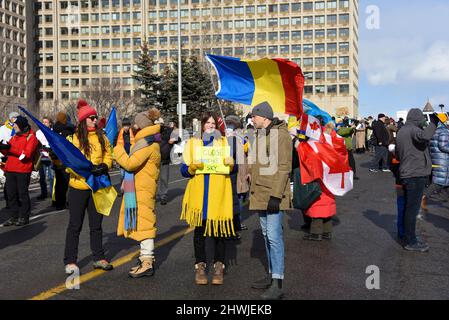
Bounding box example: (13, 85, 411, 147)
(180, 137, 235, 237)
(123, 132, 161, 232)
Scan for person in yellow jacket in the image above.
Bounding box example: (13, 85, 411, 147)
(64, 99, 113, 275)
(180, 112, 235, 286)
(114, 108, 162, 278)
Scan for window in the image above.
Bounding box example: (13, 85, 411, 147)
(327, 71, 337, 79)
(257, 46, 266, 56)
(315, 43, 325, 53)
(315, 57, 325, 66)
(280, 4, 289, 13)
(340, 0, 349, 9)
(268, 46, 278, 55)
(339, 56, 349, 65)
(303, 44, 313, 53)
(291, 45, 301, 53)
(268, 32, 278, 41)
(316, 1, 325, 10)
(340, 84, 349, 93)
(257, 19, 266, 28)
(315, 85, 325, 94)
(303, 58, 313, 66)
(339, 70, 349, 79)
(339, 42, 349, 52)
(327, 14, 337, 24)
(292, 31, 301, 40)
(339, 14, 350, 24)
(291, 3, 301, 12)
(315, 15, 325, 24)
(315, 71, 325, 80)
(280, 18, 289, 26)
(257, 5, 266, 14)
(291, 17, 301, 26)
(268, 4, 277, 13)
(303, 16, 313, 25)
(257, 32, 266, 42)
(304, 86, 313, 94)
(280, 31, 289, 41)
(327, 43, 337, 52)
(280, 45, 289, 54)
(246, 20, 255, 29)
(327, 29, 337, 37)
(303, 2, 313, 11)
(327, 85, 337, 94)
(327, 0, 337, 9)
(246, 6, 255, 14)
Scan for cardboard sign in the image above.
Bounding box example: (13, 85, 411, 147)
(194, 146, 230, 175)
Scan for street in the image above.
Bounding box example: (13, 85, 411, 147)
(1, 153, 449, 300)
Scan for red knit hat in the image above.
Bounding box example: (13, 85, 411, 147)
(77, 99, 97, 122)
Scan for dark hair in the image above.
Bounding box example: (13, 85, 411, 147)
(76, 120, 107, 157)
(201, 112, 219, 134)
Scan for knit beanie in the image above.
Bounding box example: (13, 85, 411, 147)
(122, 117, 131, 127)
(14, 115, 30, 132)
(77, 99, 97, 122)
(134, 108, 161, 129)
(252, 101, 274, 120)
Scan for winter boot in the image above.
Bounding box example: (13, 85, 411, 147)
(261, 279, 284, 300)
(251, 273, 272, 289)
(195, 262, 208, 285)
(211, 261, 225, 285)
(2, 217, 18, 227)
(93, 259, 114, 271)
(128, 256, 155, 278)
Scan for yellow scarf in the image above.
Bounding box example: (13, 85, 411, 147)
(180, 137, 234, 237)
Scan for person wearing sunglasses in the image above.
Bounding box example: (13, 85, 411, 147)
(63, 99, 113, 275)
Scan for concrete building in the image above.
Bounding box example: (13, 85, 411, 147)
(36, 0, 359, 117)
(0, 0, 36, 115)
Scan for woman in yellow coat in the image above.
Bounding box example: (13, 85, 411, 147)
(64, 99, 113, 274)
(114, 108, 161, 278)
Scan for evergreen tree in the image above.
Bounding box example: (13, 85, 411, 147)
(132, 42, 161, 112)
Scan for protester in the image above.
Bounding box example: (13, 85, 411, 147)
(396, 108, 439, 252)
(51, 111, 75, 210)
(249, 102, 291, 300)
(369, 114, 390, 172)
(36, 117, 54, 201)
(180, 111, 234, 286)
(64, 99, 113, 274)
(116, 117, 135, 196)
(397, 118, 405, 131)
(0, 111, 19, 209)
(386, 118, 398, 145)
(158, 119, 179, 205)
(355, 118, 366, 153)
(388, 143, 405, 240)
(114, 108, 162, 278)
(424, 121, 449, 208)
(338, 119, 358, 179)
(0, 115, 39, 226)
(366, 116, 375, 153)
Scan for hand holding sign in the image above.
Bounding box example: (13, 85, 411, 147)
(195, 146, 231, 175)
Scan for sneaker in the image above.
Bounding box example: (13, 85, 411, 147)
(128, 256, 155, 278)
(65, 263, 78, 275)
(369, 169, 379, 173)
(403, 242, 429, 252)
(382, 168, 392, 172)
(93, 259, 114, 271)
(15, 218, 29, 226)
(251, 274, 272, 289)
(322, 232, 332, 240)
(1, 217, 18, 227)
(194, 262, 208, 285)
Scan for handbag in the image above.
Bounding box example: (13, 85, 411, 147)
(292, 167, 322, 210)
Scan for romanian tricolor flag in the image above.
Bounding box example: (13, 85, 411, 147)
(206, 54, 305, 118)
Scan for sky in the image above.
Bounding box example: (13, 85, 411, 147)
(358, 0, 449, 117)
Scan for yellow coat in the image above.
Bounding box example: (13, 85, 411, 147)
(114, 125, 161, 241)
(69, 131, 113, 190)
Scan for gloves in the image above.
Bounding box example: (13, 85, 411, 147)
(0, 143, 11, 151)
(267, 196, 282, 214)
(91, 163, 109, 176)
(429, 113, 440, 126)
(223, 157, 234, 167)
(188, 162, 204, 175)
(1, 156, 7, 163)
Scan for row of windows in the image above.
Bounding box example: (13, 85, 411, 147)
(149, 0, 350, 9)
(1, 71, 25, 84)
(148, 15, 350, 32)
(0, 11, 25, 29)
(38, 38, 143, 49)
(37, 0, 142, 11)
(148, 29, 350, 45)
(1, 86, 25, 98)
(0, 26, 25, 42)
(304, 84, 350, 95)
(0, 0, 24, 15)
(0, 41, 25, 57)
(54, 90, 133, 101)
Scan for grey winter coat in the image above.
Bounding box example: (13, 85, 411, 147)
(430, 125, 449, 186)
(396, 108, 437, 179)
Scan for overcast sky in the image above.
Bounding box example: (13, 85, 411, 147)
(358, 0, 449, 117)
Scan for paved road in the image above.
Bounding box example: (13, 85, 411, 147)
(1, 154, 449, 300)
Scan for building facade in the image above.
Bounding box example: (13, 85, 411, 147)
(36, 0, 359, 117)
(0, 0, 36, 115)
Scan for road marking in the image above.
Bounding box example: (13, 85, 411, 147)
(29, 209, 67, 222)
(29, 226, 195, 300)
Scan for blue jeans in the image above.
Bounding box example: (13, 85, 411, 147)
(402, 177, 428, 245)
(39, 160, 54, 197)
(258, 211, 284, 280)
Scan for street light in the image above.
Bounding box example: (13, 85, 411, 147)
(177, 0, 183, 140)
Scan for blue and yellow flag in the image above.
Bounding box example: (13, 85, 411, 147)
(19, 106, 117, 215)
(303, 99, 333, 125)
(105, 106, 118, 146)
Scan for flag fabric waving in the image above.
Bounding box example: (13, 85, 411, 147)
(105, 106, 118, 146)
(298, 113, 353, 196)
(303, 99, 333, 125)
(18, 106, 117, 215)
(206, 54, 305, 118)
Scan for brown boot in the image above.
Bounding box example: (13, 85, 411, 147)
(195, 262, 208, 285)
(128, 256, 155, 278)
(211, 261, 225, 285)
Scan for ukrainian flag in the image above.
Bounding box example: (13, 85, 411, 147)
(206, 54, 305, 118)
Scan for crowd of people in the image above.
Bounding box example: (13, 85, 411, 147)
(0, 99, 446, 300)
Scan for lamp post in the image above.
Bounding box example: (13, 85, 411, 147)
(177, 0, 183, 140)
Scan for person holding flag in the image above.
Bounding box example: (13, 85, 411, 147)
(113, 108, 162, 278)
(63, 99, 114, 274)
